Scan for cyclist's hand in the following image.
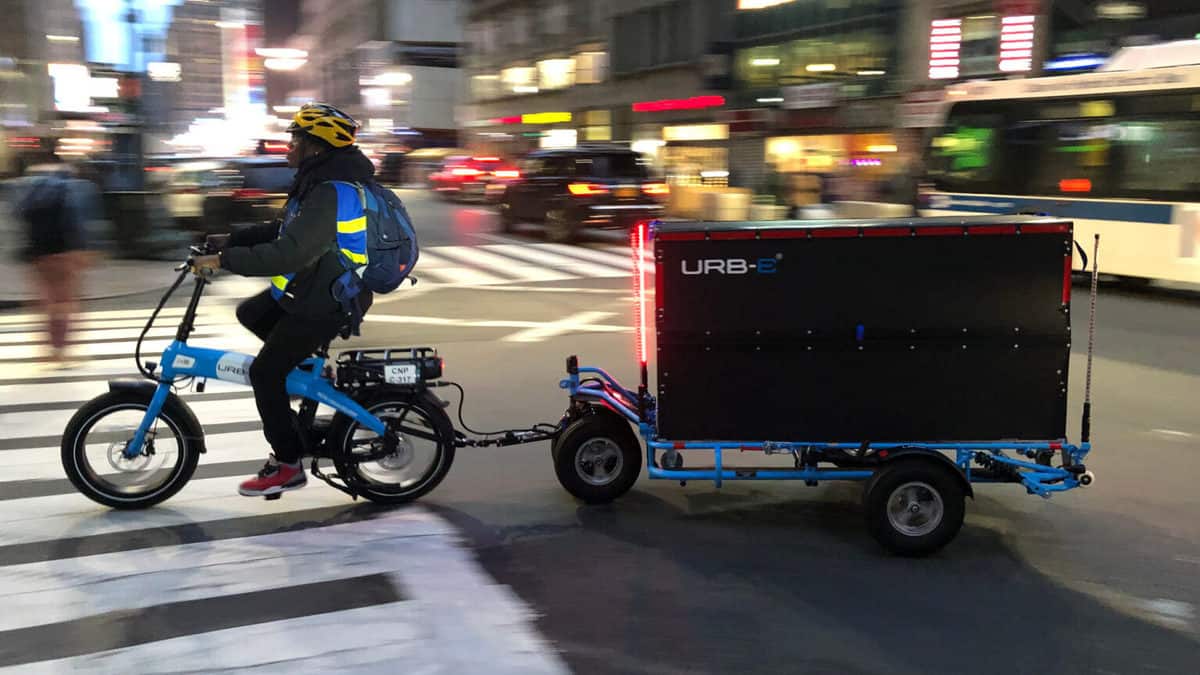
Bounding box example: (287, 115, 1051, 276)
(204, 234, 231, 253)
(191, 254, 221, 276)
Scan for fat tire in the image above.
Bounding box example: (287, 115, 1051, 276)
(553, 415, 641, 504)
(61, 390, 202, 510)
(865, 459, 966, 557)
(330, 390, 456, 505)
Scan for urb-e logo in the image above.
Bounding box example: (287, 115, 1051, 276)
(681, 256, 780, 276)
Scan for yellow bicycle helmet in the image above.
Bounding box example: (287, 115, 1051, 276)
(287, 103, 360, 148)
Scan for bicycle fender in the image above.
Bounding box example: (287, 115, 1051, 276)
(107, 379, 208, 453)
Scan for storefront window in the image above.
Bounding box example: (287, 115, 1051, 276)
(537, 58, 575, 90)
(471, 74, 501, 101)
(739, 30, 888, 88)
(576, 51, 608, 84)
(501, 66, 537, 94)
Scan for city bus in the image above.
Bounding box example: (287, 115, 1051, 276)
(922, 57, 1200, 284)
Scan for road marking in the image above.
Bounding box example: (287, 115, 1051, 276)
(432, 246, 574, 283)
(414, 250, 510, 286)
(503, 311, 622, 343)
(1151, 428, 1194, 438)
(1175, 555, 1200, 565)
(485, 244, 628, 278)
(541, 242, 642, 269)
(0, 509, 569, 674)
(365, 313, 629, 338)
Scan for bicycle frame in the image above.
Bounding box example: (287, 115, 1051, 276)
(122, 273, 387, 460)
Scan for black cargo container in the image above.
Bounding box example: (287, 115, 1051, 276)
(653, 216, 1074, 442)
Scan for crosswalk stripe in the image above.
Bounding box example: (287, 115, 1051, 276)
(0, 377, 247, 407)
(415, 249, 511, 286)
(484, 243, 628, 278)
(541, 242, 640, 269)
(0, 512, 454, 632)
(0, 509, 569, 674)
(0, 333, 263, 362)
(0, 325, 239, 346)
(0, 475, 364, 547)
(3, 429, 265, 484)
(2, 598, 566, 674)
(0, 395, 263, 442)
(432, 245, 575, 283)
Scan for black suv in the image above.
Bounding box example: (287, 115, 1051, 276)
(498, 146, 667, 242)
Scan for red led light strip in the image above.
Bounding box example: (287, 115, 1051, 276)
(632, 222, 649, 365)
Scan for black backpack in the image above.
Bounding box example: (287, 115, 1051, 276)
(17, 176, 81, 257)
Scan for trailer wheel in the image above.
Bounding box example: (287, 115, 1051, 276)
(553, 416, 641, 504)
(865, 460, 965, 557)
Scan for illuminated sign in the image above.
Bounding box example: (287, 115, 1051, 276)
(632, 95, 725, 113)
(522, 112, 572, 124)
(662, 124, 729, 142)
(929, 19, 962, 79)
(738, 0, 794, 8)
(999, 16, 1035, 72)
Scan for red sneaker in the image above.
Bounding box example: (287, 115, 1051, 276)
(238, 456, 307, 497)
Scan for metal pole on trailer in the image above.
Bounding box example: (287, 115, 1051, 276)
(1081, 234, 1100, 445)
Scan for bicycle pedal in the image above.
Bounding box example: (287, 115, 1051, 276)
(264, 493, 282, 501)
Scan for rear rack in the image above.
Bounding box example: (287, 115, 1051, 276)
(336, 346, 443, 389)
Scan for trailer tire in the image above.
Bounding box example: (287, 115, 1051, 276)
(865, 459, 965, 557)
(553, 416, 641, 504)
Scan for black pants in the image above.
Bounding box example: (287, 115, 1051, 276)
(236, 290, 344, 464)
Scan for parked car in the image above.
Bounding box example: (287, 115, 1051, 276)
(497, 146, 668, 242)
(429, 155, 521, 202)
(164, 157, 295, 238)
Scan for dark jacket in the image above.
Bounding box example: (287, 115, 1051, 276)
(220, 146, 376, 319)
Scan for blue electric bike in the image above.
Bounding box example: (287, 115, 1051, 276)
(61, 247, 457, 509)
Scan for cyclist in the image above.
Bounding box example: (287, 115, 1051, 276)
(191, 103, 376, 497)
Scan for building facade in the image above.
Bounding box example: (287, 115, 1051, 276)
(299, 0, 465, 145)
(164, 0, 227, 133)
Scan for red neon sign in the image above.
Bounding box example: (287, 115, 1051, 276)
(632, 95, 726, 113)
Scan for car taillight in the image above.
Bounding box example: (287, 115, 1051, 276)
(231, 188, 266, 200)
(451, 168, 482, 177)
(494, 169, 520, 179)
(568, 183, 610, 196)
(643, 182, 669, 196)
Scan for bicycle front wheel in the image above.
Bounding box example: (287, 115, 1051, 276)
(61, 390, 202, 509)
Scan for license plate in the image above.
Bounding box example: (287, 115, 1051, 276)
(384, 363, 418, 385)
(616, 187, 637, 198)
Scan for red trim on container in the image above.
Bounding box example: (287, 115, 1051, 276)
(915, 226, 962, 237)
(673, 441, 686, 449)
(967, 225, 1018, 235)
(760, 229, 810, 239)
(710, 231, 756, 240)
(740, 445, 762, 452)
(1049, 442, 1063, 451)
(810, 228, 859, 238)
(861, 226, 912, 238)
(657, 231, 707, 241)
(1021, 223, 1071, 234)
(1062, 254, 1072, 305)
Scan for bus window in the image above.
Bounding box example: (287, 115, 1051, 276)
(928, 114, 1002, 190)
(1028, 120, 1113, 197)
(1115, 119, 1200, 196)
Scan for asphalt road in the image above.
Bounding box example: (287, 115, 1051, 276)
(2, 190, 1197, 674)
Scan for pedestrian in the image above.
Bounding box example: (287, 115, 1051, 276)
(12, 153, 98, 365)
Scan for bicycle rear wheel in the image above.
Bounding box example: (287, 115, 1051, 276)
(330, 391, 455, 504)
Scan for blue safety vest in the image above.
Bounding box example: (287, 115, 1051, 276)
(270, 182, 369, 301)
